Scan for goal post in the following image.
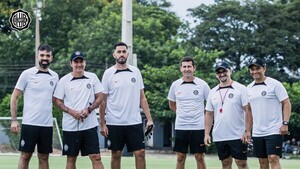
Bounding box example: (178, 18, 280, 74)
(0, 117, 63, 154)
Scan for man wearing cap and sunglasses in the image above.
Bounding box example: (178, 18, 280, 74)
(53, 51, 104, 169)
(247, 58, 291, 169)
(204, 61, 252, 169)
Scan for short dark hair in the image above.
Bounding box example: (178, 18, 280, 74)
(180, 57, 195, 66)
(38, 44, 53, 53)
(114, 42, 128, 49)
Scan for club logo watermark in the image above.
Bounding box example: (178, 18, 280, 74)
(9, 9, 31, 31)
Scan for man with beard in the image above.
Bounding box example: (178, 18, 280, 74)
(167, 57, 210, 169)
(100, 42, 153, 169)
(53, 51, 104, 169)
(10, 44, 59, 169)
(204, 61, 252, 169)
(247, 58, 291, 169)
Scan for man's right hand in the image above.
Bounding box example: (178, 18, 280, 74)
(100, 124, 109, 137)
(10, 120, 20, 134)
(204, 134, 211, 146)
(69, 109, 83, 121)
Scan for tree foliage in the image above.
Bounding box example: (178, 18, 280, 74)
(0, 0, 185, 122)
(284, 82, 300, 134)
(0, 0, 21, 35)
(142, 47, 222, 121)
(190, 0, 300, 83)
(0, 0, 299, 130)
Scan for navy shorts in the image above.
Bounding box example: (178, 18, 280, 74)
(107, 124, 145, 152)
(63, 127, 100, 156)
(19, 124, 53, 154)
(215, 139, 248, 160)
(173, 130, 206, 154)
(252, 134, 283, 158)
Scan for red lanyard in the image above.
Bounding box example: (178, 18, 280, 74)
(218, 81, 233, 113)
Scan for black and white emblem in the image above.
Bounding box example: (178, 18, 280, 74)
(9, 9, 31, 31)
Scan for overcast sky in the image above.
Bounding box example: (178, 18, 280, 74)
(170, 0, 215, 21)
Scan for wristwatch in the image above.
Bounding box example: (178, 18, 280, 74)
(282, 121, 289, 125)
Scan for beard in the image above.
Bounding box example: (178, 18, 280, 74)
(219, 76, 228, 82)
(116, 57, 127, 64)
(39, 60, 50, 69)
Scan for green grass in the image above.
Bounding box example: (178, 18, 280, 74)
(0, 154, 299, 169)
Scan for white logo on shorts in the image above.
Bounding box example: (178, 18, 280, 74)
(21, 139, 25, 147)
(107, 140, 111, 147)
(64, 144, 69, 151)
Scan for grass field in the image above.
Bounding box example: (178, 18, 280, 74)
(0, 153, 299, 169)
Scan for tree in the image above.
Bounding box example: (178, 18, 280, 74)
(0, 0, 21, 35)
(284, 82, 300, 136)
(0, 0, 187, 122)
(0, 0, 107, 98)
(142, 47, 222, 121)
(190, 0, 300, 83)
(64, 0, 182, 71)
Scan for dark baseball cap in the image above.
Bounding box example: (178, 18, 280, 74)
(70, 51, 86, 61)
(248, 58, 265, 68)
(215, 61, 230, 71)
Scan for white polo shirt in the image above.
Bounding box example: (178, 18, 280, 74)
(168, 77, 210, 130)
(53, 71, 103, 131)
(15, 67, 59, 127)
(102, 65, 144, 125)
(205, 81, 248, 142)
(247, 77, 289, 137)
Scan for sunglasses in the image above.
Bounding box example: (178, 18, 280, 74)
(216, 69, 228, 75)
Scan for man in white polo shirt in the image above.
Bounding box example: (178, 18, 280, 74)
(100, 42, 153, 169)
(204, 61, 252, 169)
(53, 51, 104, 169)
(168, 57, 210, 169)
(10, 44, 59, 169)
(247, 58, 291, 169)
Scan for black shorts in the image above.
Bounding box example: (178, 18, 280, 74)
(173, 130, 206, 154)
(252, 134, 283, 158)
(107, 124, 145, 152)
(215, 139, 248, 160)
(19, 124, 53, 154)
(63, 127, 100, 156)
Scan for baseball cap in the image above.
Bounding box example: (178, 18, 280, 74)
(70, 51, 86, 61)
(215, 61, 230, 71)
(248, 58, 265, 68)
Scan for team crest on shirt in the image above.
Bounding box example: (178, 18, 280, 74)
(261, 91, 267, 96)
(86, 84, 91, 89)
(193, 90, 199, 95)
(50, 81, 54, 86)
(228, 93, 234, 98)
(64, 144, 69, 151)
(131, 77, 136, 83)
